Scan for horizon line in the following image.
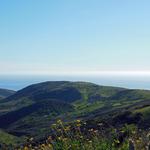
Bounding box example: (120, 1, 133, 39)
(1, 71, 150, 76)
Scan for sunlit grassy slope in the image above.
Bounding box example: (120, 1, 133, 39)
(0, 129, 22, 145)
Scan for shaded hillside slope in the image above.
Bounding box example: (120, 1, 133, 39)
(0, 88, 15, 99)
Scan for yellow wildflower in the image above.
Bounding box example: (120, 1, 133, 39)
(136, 140, 140, 143)
(65, 126, 70, 131)
(76, 123, 81, 127)
(23, 146, 29, 150)
(57, 119, 62, 124)
(76, 119, 81, 123)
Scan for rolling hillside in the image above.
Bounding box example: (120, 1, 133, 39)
(0, 88, 15, 99)
(0, 81, 149, 146)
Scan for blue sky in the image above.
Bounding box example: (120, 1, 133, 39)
(0, 0, 150, 75)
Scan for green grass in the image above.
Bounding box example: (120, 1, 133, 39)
(0, 130, 22, 145)
(72, 101, 105, 116)
(134, 106, 150, 118)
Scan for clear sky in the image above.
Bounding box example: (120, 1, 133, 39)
(0, 0, 150, 75)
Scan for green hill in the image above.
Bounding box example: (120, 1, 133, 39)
(0, 81, 149, 144)
(0, 88, 15, 99)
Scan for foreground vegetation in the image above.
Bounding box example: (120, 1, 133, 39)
(1, 120, 148, 150)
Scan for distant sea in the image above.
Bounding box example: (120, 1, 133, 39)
(0, 74, 150, 91)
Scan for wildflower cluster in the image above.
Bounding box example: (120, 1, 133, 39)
(15, 121, 150, 150)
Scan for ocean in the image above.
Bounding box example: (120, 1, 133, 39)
(0, 74, 150, 91)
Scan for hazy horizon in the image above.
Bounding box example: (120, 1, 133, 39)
(1, 74, 150, 91)
(0, 1, 150, 90)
